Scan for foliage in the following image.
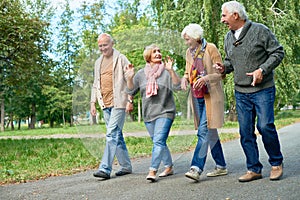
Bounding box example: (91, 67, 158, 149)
(0, 0, 299, 132)
(0, 0, 54, 130)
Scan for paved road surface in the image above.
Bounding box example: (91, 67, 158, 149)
(1, 123, 299, 200)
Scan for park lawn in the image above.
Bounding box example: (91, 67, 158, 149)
(0, 133, 239, 185)
(0, 110, 299, 185)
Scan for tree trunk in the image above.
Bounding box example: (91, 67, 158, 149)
(0, 98, 4, 132)
(70, 113, 73, 127)
(10, 112, 14, 130)
(62, 109, 65, 127)
(30, 103, 36, 129)
(18, 119, 21, 130)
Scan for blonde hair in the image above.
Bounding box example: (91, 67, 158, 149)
(143, 44, 160, 63)
(181, 24, 204, 41)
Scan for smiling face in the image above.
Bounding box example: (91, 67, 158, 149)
(98, 35, 114, 57)
(150, 47, 162, 65)
(221, 8, 242, 31)
(183, 34, 199, 50)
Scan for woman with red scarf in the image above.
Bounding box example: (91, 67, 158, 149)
(181, 24, 228, 182)
(125, 44, 181, 182)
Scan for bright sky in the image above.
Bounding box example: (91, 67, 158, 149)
(50, 0, 151, 12)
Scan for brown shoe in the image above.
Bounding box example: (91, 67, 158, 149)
(270, 164, 283, 181)
(158, 167, 174, 177)
(238, 171, 262, 182)
(146, 170, 157, 182)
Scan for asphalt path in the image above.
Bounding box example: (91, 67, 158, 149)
(1, 123, 299, 200)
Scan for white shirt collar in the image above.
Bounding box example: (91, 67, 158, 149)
(234, 26, 243, 39)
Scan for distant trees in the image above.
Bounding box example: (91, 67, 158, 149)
(0, 0, 53, 131)
(0, 0, 299, 131)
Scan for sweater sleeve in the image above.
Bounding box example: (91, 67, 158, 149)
(258, 25, 284, 75)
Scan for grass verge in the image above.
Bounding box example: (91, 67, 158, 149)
(0, 110, 299, 185)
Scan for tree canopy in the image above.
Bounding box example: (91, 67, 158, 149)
(1, 0, 299, 131)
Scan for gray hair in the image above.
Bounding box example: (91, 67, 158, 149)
(181, 24, 204, 41)
(222, 1, 248, 20)
(97, 33, 114, 43)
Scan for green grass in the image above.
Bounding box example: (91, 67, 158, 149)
(0, 110, 298, 185)
(0, 133, 238, 185)
(0, 138, 98, 184)
(1, 109, 298, 137)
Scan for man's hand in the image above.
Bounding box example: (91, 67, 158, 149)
(181, 78, 188, 90)
(90, 103, 96, 116)
(126, 102, 133, 113)
(246, 68, 263, 86)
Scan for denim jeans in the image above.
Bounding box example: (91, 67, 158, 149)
(145, 118, 173, 171)
(235, 86, 283, 174)
(98, 107, 132, 174)
(191, 97, 226, 173)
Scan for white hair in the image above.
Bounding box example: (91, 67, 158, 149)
(97, 33, 114, 43)
(181, 24, 204, 41)
(222, 1, 248, 20)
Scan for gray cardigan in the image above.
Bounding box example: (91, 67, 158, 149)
(223, 20, 284, 93)
(127, 68, 180, 122)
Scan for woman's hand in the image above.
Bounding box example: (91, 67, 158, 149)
(164, 56, 174, 71)
(125, 64, 135, 80)
(193, 76, 208, 90)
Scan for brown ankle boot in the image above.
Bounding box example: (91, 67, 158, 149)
(146, 170, 157, 182)
(159, 167, 174, 177)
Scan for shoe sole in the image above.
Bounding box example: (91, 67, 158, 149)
(93, 171, 110, 179)
(206, 172, 228, 177)
(115, 172, 132, 176)
(270, 173, 283, 181)
(146, 177, 156, 182)
(93, 174, 110, 179)
(238, 175, 262, 182)
(185, 174, 199, 182)
(158, 171, 174, 177)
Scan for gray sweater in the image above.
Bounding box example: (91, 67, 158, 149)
(127, 68, 180, 122)
(224, 20, 284, 93)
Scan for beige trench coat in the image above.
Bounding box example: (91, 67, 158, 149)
(183, 43, 225, 129)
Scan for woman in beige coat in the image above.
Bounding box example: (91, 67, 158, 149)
(181, 24, 227, 182)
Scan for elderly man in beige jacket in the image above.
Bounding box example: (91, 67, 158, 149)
(90, 33, 133, 180)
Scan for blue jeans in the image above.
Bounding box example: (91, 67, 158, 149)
(235, 86, 283, 174)
(191, 97, 226, 173)
(145, 118, 173, 171)
(98, 107, 132, 174)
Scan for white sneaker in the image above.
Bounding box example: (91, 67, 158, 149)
(206, 167, 228, 177)
(185, 168, 200, 181)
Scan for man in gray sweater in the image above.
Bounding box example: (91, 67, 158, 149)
(215, 1, 284, 182)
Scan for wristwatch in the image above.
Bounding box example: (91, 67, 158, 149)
(127, 99, 133, 104)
